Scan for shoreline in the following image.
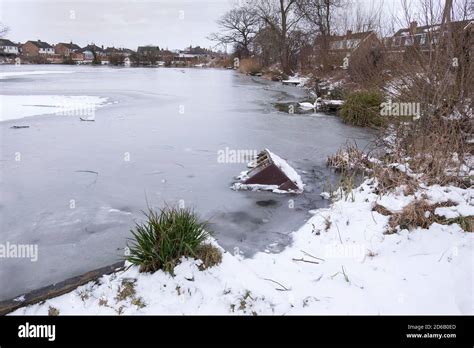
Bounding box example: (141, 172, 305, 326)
(2, 66, 471, 315)
(7, 177, 473, 315)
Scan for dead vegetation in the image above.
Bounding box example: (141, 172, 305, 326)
(388, 200, 453, 231)
(448, 216, 474, 233)
(48, 306, 60, 316)
(194, 244, 223, 270)
(384, 199, 474, 234)
(239, 58, 262, 75)
(371, 165, 418, 196)
(327, 142, 419, 196)
(382, 116, 473, 188)
(372, 203, 392, 216)
(115, 280, 136, 302)
(326, 143, 371, 173)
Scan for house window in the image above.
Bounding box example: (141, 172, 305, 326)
(330, 41, 343, 50)
(404, 36, 414, 46)
(419, 34, 427, 45)
(393, 37, 401, 47)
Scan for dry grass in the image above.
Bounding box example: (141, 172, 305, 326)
(327, 143, 419, 196)
(115, 280, 136, 302)
(48, 306, 60, 316)
(372, 203, 392, 216)
(195, 244, 222, 270)
(447, 216, 474, 233)
(131, 297, 146, 309)
(387, 199, 457, 234)
(327, 143, 371, 173)
(239, 58, 262, 75)
(372, 165, 418, 196)
(386, 116, 473, 187)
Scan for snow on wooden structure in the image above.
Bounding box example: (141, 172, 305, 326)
(233, 149, 304, 193)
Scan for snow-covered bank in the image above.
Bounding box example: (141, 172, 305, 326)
(0, 95, 108, 122)
(10, 180, 473, 315)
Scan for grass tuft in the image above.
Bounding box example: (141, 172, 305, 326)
(127, 206, 218, 273)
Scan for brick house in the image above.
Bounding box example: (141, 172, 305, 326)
(328, 30, 380, 55)
(55, 42, 81, 57)
(325, 30, 381, 67)
(22, 40, 55, 56)
(104, 47, 134, 57)
(137, 45, 161, 57)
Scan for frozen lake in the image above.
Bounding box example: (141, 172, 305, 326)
(0, 65, 373, 300)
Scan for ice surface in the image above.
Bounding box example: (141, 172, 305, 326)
(0, 65, 373, 300)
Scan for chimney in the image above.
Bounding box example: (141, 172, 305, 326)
(409, 21, 418, 34)
(346, 30, 353, 36)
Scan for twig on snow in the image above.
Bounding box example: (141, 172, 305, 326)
(292, 258, 319, 264)
(263, 278, 291, 292)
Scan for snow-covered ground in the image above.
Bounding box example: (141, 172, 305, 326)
(10, 180, 473, 315)
(0, 95, 108, 122)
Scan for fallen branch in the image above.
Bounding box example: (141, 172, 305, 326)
(335, 222, 343, 244)
(300, 250, 325, 261)
(292, 258, 319, 265)
(263, 278, 290, 291)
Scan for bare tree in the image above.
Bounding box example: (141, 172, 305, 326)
(0, 23, 9, 38)
(209, 6, 259, 58)
(296, 0, 348, 70)
(252, 0, 304, 73)
(297, 0, 347, 37)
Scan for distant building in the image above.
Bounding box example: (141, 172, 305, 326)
(55, 42, 81, 57)
(73, 44, 106, 63)
(137, 46, 161, 56)
(328, 30, 380, 55)
(104, 47, 135, 57)
(22, 40, 55, 56)
(179, 45, 211, 59)
(384, 20, 473, 53)
(320, 30, 381, 68)
(80, 44, 106, 56)
(0, 39, 19, 55)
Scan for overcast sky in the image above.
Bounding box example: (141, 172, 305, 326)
(0, 0, 429, 51)
(0, 0, 236, 50)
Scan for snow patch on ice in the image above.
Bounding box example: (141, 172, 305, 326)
(0, 95, 108, 122)
(0, 70, 75, 79)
